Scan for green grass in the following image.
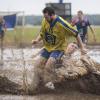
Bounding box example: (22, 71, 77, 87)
(88, 26, 100, 44)
(2, 26, 100, 47)
(3, 26, 40, 47)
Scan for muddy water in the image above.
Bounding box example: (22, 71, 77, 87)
(0, 48, 100, 100)
(1, 91, 100, 100)
(0, 48, 41, 85)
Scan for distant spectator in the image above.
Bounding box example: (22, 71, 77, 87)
(0, 16, 6, 39)
(71, 10, 96, 43)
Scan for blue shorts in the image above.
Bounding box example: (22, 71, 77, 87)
(40, 48, 64, 59)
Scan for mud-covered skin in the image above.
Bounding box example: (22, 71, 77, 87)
(54, 54, 100, 81)
(54, 54, 100, 94)
(55, 56, 88, 81)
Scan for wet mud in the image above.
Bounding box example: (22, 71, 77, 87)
(0, 48, 100, 100)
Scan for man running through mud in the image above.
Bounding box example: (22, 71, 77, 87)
(31, 7, 86, 92)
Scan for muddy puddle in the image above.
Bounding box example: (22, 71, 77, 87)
(1, 90, 100, 100)
(0, 47, 100, 100)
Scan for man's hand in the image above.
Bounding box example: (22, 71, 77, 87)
(31, 34, 42, 45)
(31, 40, 38, 45)
(80, 48, 88, 55)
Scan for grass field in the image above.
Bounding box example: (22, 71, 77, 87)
(3, 26, 40, 47)
(88, 26, 100, 44)
(2, 25, 100, 47)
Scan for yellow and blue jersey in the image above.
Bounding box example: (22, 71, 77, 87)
(40, 16, 78, 52)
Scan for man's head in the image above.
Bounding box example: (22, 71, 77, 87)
(42, 7, 55, 22)
(77, 10, 83, 20)
(66, 42, 78, 54)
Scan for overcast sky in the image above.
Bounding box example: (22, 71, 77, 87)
(0, 0, 100, 15)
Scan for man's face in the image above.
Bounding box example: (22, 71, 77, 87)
(67, 43, 78, 54)
(43, 13, 52, 22)
(77, 12, 83, 19)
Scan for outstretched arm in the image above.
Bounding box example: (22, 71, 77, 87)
(76, 34, 87, 54)
(89, 26, 96, 42)
(32, 34, 42, 45)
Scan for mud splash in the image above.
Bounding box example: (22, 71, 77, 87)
(0, 47, 100, 100)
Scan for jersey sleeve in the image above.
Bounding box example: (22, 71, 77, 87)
(58, 17, 79, 37)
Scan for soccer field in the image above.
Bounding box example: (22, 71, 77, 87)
(2, 25, 100, 47)
(88, 26, 100, 44)
(3, 26, 40, 47)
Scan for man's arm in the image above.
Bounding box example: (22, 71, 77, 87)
(89, 26, 96, 42)
(63, 19, 86, 52)
(32, 18, 45, 45)
(32, 34, 42, 45)
(76, 34, 87, 54)
(59, 17, 86, 54)
(86, 18, 96, 42)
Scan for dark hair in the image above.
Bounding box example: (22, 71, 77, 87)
(77, 10, 83, 14)
(42, 7, 55, 16)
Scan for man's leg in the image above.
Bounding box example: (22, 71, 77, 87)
(43, 50, 64, 84)
(29, 56, 47, 92)
(44, 57, 56, 83)
(29, 48, 50, 93)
